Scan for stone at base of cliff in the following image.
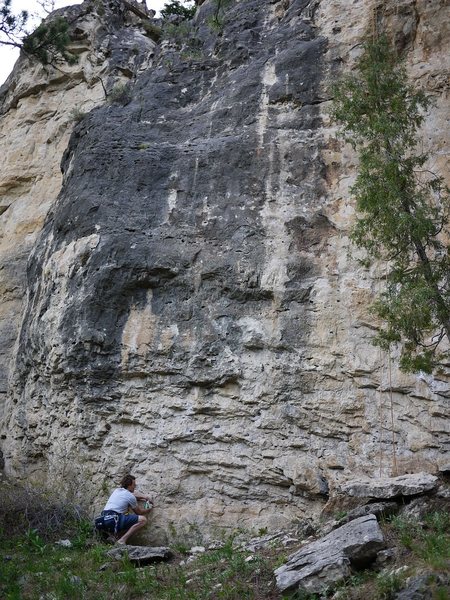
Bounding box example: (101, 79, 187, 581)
(321, 501, 399, 535)
(274, 515, 385, 594)
(322, 473, 441, 516)
(395, 573, 449, 600)
(107, 545, 172, 565)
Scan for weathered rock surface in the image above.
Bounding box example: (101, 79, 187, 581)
(106, 545, 172, 565)
(394, 573, 446, 600)
(0, 0, 449, 542)
(0, 0, 155, 410)
(321, 501, 399, 535)
(274, 514, 385, 593)
(340, 473, 439, 499)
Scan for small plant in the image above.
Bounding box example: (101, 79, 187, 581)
(207, 0, 234, 32)
(285, 590, 320, 600)
(141, 19, 162, 42)
(23, 528, 47, 554)
(258, 527, 269, 536)
(108, 82, 132, 105)
(69, 107, 87, 123)
(72, 518, 93, 549)
(334, 510, 348, 521)
(389, 514, 418, 549)
(162, 19, 201, 57)
(390, 511, 450, 569)
(375, 571, 406, 599)
(173, 542, 189, 554)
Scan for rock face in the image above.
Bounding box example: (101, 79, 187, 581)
(0, 0, 449, 542)
(339, 473, 439, 499)
(0, 0, 155, 409)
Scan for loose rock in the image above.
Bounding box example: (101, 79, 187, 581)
(275, 515, 385, 594)
(106, 545, 172, 566)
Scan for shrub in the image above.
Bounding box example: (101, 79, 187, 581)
(69, 106, 87, 123)
(161, 1, 196, 21)
(0, 480, 91, 542)
(142, 19, 162, 42)
(108, 82, 132, 105)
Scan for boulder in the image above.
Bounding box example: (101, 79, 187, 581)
(340, 473, 438, 499)
(322, 501, 399, 535)
(107, 545, 172, 566)
(339, 501, 399, 524)
(275, 515, 385, 594)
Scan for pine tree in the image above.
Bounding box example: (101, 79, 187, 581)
(1, 0, 75, 65)
(333, 36, 450, 373)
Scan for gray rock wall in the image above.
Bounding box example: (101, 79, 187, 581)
(0, 0, 155, 409)
(0, 0, 448, 542)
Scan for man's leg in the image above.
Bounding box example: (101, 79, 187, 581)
(117, 515, 147, 544)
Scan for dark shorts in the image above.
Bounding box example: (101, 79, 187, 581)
(118, 513, 139, 532)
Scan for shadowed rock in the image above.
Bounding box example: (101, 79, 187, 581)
(107, 545, 172, 565)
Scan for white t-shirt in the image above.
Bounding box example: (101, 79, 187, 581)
(103, 487, 138, 514)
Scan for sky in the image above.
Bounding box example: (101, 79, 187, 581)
(0, 0, 167, 84)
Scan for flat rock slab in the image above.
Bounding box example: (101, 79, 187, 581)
(107, 545, 172, 565)
(274, 515, 385, 594)
(340, 473, 438, 499)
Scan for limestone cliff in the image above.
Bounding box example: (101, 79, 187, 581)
(0, 0, 155, 404)
(0, 0, 448, 542)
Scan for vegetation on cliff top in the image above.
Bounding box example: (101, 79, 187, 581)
(161, 0, 196, 20)
(0, 0, 77, 65)
(333, 35, 450, 374)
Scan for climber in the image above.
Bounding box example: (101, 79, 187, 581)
(100, 474, 153, 544)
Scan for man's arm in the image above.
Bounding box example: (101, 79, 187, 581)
(133, 504, 153, 516)
(133, 491, 152, 502)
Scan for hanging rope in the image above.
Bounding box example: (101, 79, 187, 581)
(378, 346, 384, 477)
(387, 350, 398, 476)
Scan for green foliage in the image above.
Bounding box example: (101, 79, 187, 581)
(69, 106, 87, 123)
(375, 571, 405, 599)
(1, 0, 76, 66)
(23, 528, 47, 554)
(161, 0, 196, 21)
(107, 82, 132, 105)
(142, 19, 162, 42)
(0, 528, 280, 600)
(22, 16, 76, 64)
(208, 0, 234, 31)
(162, 19, 202, 60)
(0, 481, 91, 543)
(332, 35, 450, 373)
(390, 511, 450, 569)
(334, 510, 348, 521)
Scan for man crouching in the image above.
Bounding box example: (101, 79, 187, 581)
(102, 474, 153, 544)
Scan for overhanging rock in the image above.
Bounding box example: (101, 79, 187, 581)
(339, 473, 438, 499)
